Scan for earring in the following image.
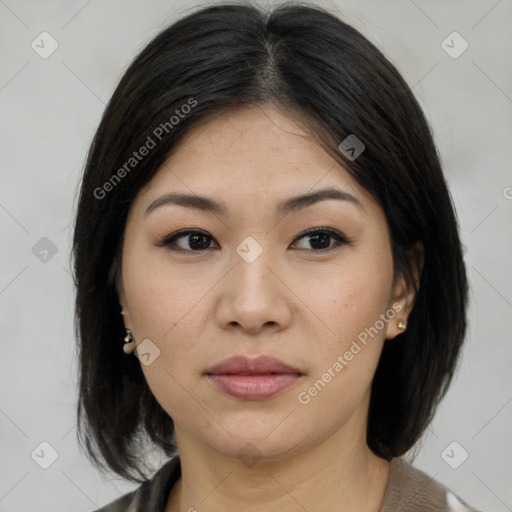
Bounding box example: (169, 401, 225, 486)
(397, 319, 407, 331)
(123, 328, 136, 354)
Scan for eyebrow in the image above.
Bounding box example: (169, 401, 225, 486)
(145, 187, 364, 217)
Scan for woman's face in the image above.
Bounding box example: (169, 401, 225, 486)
(119, 104, 414, 462)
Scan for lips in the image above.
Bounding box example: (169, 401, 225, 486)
(205, 355, 304, 400)
(206, 355, 302, 375)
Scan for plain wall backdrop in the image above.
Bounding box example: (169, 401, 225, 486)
(1, 0, 511, 510)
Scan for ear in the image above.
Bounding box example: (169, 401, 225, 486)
(385, 241, 424, 340)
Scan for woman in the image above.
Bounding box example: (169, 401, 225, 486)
(72, 2, 481, 511)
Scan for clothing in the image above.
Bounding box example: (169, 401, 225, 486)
(93, 454, 482, 512)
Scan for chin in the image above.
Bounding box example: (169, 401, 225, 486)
(199, 416, 306, 464)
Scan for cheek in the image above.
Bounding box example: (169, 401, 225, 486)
(293, 272, 392, 424)
(298, 261, 394, 407)
(122, 256, 207, 415)
(313, 259, 393, 342)
(121, 263, 206, 397)
(122, 243, 200, 337)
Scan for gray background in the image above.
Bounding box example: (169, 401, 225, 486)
(1, 0, 511, 510)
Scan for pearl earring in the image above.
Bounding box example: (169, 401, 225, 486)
(123, 328, 136, 354)
(397, 319, 407, 331)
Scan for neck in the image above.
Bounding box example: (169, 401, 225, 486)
(166, 419, 390, 512)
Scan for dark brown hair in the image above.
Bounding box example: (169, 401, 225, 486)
(72, 1, 468, 482)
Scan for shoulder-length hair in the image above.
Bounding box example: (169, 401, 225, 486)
(72, 1, 468, 482)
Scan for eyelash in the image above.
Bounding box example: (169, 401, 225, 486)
(155, 227, 352, 254)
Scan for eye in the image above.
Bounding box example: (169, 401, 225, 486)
(155, 229, 218, 253)
(291, 227, 351, 252)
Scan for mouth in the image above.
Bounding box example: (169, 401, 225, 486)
(204, 355, 304, 400)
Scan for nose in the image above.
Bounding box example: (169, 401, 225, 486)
(215, 245, 293, 335)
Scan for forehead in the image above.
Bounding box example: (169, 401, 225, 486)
(135, 105, 376, 214)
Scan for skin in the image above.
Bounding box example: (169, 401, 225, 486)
(118, 104, 423, 512)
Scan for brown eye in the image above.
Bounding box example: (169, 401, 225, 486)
(156, 230, 218, 253)
(292, 227, 350, 252)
